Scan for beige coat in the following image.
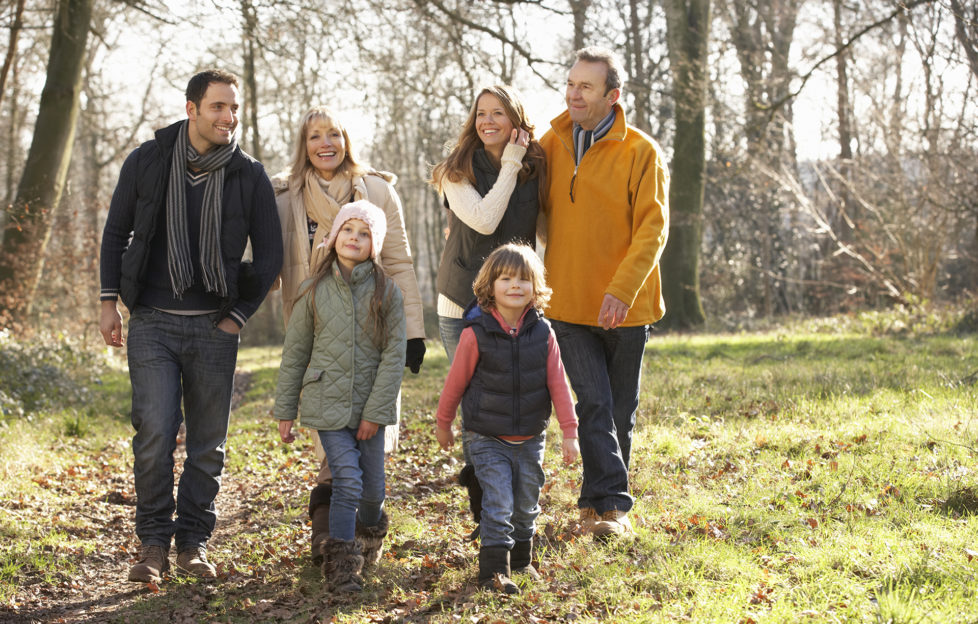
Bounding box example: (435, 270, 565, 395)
(273, 171, 425, 339)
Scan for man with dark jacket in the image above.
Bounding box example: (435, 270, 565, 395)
(99, 69, 282, 583)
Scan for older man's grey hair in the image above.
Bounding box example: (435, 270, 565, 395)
(575, 47, 626, 94)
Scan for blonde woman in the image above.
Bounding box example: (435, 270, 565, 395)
(273, 107, 425, 561)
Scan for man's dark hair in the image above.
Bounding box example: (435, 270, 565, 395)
(185, 69, 239, 109)
(575, 47, 626, 94)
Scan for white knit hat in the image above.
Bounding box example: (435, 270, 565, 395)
(319, 200, 388, 262)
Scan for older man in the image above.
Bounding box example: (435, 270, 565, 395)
(540, 47, 669, 538)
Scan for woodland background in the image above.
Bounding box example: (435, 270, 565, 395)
(3, 3, 978, 623)
(1, 0, 977, 340)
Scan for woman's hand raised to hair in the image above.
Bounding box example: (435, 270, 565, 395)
(509, 128, 530, 148)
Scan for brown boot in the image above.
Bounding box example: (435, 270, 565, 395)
(578, 507, 599, 533)
(309, 482, 332, 564)
(175, 546, 217, 578)
(128, 544, 170, 583)
(355, 510, 389, 567)
(320, 538, 364, 593)
(591, 509, 635, 539)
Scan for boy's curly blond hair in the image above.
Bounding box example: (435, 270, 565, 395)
(472, 244, 552, 313)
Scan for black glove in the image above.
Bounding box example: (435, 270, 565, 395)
(405, 338, 426, 374)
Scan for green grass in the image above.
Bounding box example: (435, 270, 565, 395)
(2, 315, 977, 622)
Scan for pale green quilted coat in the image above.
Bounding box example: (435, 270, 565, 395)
(274, 261, 406, 430)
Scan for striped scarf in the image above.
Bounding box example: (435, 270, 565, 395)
(572, 108, 616, 165)
(166, 120, 236, 298)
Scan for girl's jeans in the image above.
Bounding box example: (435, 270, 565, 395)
(318, 426, 386, 541)
(465, 431, 546, 549)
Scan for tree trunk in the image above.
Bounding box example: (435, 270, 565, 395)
(0, 0, 93, 326)
(623, 0, 651, 131)
(833, 0, 854, 238)
(659, 0, 710, 330)
(723, 0, 800, 316)
(0, 0, 26, 112)
(240, 0, 262, 161)
(950, 0, 978, 80)
(569, 0, 591, 51)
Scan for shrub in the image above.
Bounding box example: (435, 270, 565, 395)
(0, 330, 107, 419)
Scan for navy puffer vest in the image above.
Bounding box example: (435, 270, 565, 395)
(461, 303, 552, 437)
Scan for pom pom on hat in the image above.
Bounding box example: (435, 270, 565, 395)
(319, 200, 388, 262)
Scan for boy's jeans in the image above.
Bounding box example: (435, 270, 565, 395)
(465, 431, 546, 549)
(318, 426, 386, 542)
(127, 307, 238, 551)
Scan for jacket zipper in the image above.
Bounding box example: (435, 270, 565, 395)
(510, 326, 519, 433)
(560, 122, 624, 204)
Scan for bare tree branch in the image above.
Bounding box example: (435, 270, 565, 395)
(949, 0, 978, 80)
(762, 0, 936, 117)
(114, 0, 177, 24)
(411, 0, 565, 89)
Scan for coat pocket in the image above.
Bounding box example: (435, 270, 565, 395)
(302, 369, 324, 387)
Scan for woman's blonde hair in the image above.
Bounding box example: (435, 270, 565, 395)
(472, 243, 551, 313)
(429, 85, 546, 205)
(288, 107, 368, 185)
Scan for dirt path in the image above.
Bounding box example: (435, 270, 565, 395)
(8, 371, 275, 624)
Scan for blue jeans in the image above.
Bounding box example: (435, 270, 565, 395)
(438, 315, 467, 364)
(551, 320, 649, 514)
(466, 431, 546, 549)
(126, 307, 239, 551)
(318, 427, 386, 542)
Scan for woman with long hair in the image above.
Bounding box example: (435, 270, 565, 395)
(430, 84, 546, 361)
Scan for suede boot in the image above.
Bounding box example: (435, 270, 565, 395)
(510, 538, 541, 581)
(477, 545, 519, 595)
(128, 544, 169, 583)
(458, 464, 483, 540)
(175, 546, 217, 579)
(355, 510, 389, 567)
(320, 538, 364, 593)
(308, 482, 332, 563)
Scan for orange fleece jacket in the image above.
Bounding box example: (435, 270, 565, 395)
(540, 104, 670, 326)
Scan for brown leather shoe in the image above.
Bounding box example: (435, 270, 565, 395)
(176, 547, 217, 578)
(579, 507, 599, 533)
(128, 544, 169, 583)
(591, 509, 635, 538)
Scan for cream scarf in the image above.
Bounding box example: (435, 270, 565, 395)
(300, 169, 354, 272)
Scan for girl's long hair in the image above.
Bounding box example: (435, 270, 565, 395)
(429, 85, 547, 207)
(288, 107, 369, 187)
(297, 249, 393, 348)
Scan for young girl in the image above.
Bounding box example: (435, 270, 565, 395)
(435, 243, 579, 595)
(275, 200, 406, 593)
